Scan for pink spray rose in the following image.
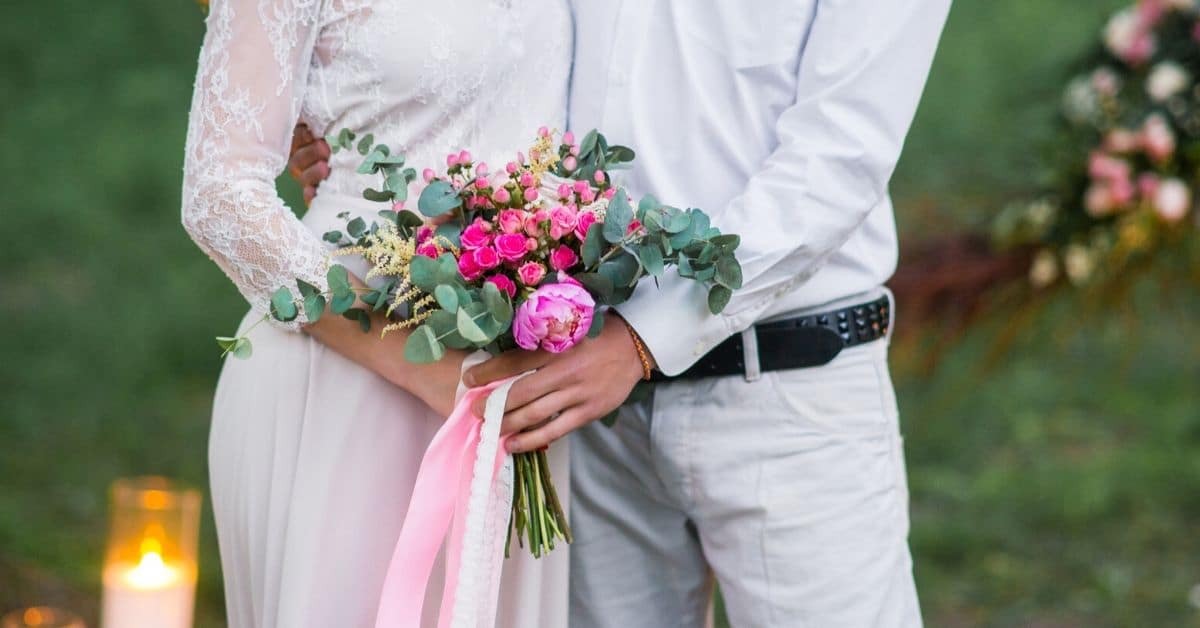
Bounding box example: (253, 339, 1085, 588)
(473, 246, 501, 270)
(495, 233, 530, 262)
(416, 242, 439, 258)
(524, 209, 550, 237)
(1141, 114, 1176, 162)
(512, 279, 596, 353)
(458, 252, 483, 281)
(517, 261, 547, 286)
(485, 274, 517, 299)
(549, 245, 580, 271)
(549, 205, 578, 239)
(460, 221, 492, 250)
(497, 209, 525, 234)
(416, 225, 435, 244)
(575, 210, 598, 239)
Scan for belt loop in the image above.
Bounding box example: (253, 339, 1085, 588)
(881, 287, 896, 344)
(741, 327, 761, 382)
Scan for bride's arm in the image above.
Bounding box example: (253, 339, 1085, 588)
(181, 0, 462, 414)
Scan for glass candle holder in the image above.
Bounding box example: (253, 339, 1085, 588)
(1, 607, 86, 628)
(100, 477, 201, 628)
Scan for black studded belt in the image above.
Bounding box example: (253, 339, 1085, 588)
(650, 295, 891, 382)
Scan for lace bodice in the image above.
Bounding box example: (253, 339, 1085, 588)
(182, 0, 571, 327)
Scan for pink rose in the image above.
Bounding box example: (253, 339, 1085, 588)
(575, 210, 598, 239)
(1141, 114, 1176, 163)
(1084, 184, 1116, 217)
(460, 221, 492, 250)
(416, 225, 434, 244)
(485, 274, 517, 299)
(473, 246, 501, 270)
(1154, 177, 1191, 223)
(416, 242, 439, 258)
(1088, 152, 1130, 181)
(549, 245, 580, 271)
(625, 219, 644, 236)
(458, 252, 483, 281)
(524, 210, 550, 237)
(495, 233, 529, 262)
(549, 205, 578, 239)
(497, 209, 525, 234)
(1137, 173, 1161, 198)
(517, 261, 547, 286)
(512, 281, 596, 353)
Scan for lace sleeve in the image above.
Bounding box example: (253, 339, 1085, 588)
(182, 0, 328, 328)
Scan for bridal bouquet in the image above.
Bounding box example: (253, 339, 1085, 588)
(219, 127, 742, 557)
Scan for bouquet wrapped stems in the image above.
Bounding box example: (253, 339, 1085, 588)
(510, 449, 572, 558)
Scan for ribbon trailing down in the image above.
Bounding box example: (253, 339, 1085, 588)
(375, 376, 520, 628)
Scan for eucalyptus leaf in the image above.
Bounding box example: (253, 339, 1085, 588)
(395, 210, 425, 229)
(482, 281, 510, 322)
(586, 309, 605, 338)
(434, 284, 459, 312)
(456, 308, 490, 343)
(409, 255, 439, 291)
(579, 129, 599, 157)
(404, 324, 445, 363)
(708, 285, 732, 314)
(322, 230, 344, 244)
(715, 256, 743, 289)
(603, 191, 634, 243)
(330, 290, 356, 315)
(327, 265, 351, 294)
(270, 286, 298, 321)
(638, 245, 665, 277)
(574, 272, 614, 302)
(303, 293, 326, 323)
(356, 133, 374, 155)
(435, 222, 462, 248)
(418, 179, 463, 217)
(341, 307, 371, 332)
(582, 223, 606, 268)
(347, 217, 367, 237)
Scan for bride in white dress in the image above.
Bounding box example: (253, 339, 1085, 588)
(181, 0, 572, 626)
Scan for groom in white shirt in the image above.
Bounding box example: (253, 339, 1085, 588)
(293, 1, 950, 624)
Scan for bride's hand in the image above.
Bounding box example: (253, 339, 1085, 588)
(289, 124, 332, 206)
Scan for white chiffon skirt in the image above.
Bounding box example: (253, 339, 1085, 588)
(208, 194, 569, 628)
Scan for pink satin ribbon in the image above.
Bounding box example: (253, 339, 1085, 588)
(374, 380, 511, 628)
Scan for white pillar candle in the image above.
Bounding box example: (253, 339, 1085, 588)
(101, 539, 195, 628)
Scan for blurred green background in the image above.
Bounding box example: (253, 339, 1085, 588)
(2, 0, 1198, 626)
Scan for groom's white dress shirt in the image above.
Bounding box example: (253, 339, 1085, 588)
(569, 0, 952, 375)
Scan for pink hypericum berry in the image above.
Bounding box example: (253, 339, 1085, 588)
(506, 161, 519, 174)
(475, 177, 491, 189)
(557, 183, 572, 199)
(538, 126, 550, 137)
(423, 168, 436, 182)
(458, 150, 472, 164)
(572, 180, 589, 195)
(563, 156, 578, 171)
(603, 188, 616, 200)
(493, 187, 512, 204)
(579, 188, 596, 204)
(526, 237, 539, 251)
(525, 187, 540, 201)
(594, 170, 606, 184)
(476, 162, 489, 176)
(569, 144, 579, 156)
(519, 172, 535, 187)
(516, 151, 526, 163)
(562, 131, 575, 145)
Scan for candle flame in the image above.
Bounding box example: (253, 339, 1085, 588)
(123, 536, 180, 589)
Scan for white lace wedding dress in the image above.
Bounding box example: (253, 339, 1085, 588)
(181, 0, 571, 626)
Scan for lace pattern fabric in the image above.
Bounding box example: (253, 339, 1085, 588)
(182, 0, 571, 328)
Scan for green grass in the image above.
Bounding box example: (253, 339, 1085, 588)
(2, 0, 1198, 626)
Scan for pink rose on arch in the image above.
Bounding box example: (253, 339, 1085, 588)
(473, 246, 501, 270)
(458, 252, 483, 281)
(485, 274, 517, 299)
(460, 221, 492, 250)
(512, 280, 596, 353)
(574, 210, 598, 239)
(497, 209, 525, 234)
(549, 245, 580, 272)
(549, 205, 578, 240)
(495, 233, 530, 263)
(517, 261, 547, 286)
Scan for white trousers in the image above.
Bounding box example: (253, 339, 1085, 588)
(569, 291, 920, 628)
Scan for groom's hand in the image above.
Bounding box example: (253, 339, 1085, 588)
(463, 312, 649, 453)
(288, 123, 332, 206)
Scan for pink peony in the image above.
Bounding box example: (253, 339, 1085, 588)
(462, 220, 493, 250)
(512, 280, 596, 353)
(575, 210, 598, 239)
(549, 205, 578, 239)
(549, 245, 580, 271)
(497, 209, 525, 234)
(495, 233, 530, 262)
(485, 274, 517, 299)
(517, 261, 547, 286)
(473, 246, 501, 270)
(458, 252, 483, 281)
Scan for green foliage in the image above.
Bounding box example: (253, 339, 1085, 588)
(417, 179, 463, 217)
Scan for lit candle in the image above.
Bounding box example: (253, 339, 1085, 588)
(100, 478, 200, 628)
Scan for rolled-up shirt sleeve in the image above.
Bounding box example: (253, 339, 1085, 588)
(616, 0, 951, 375)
